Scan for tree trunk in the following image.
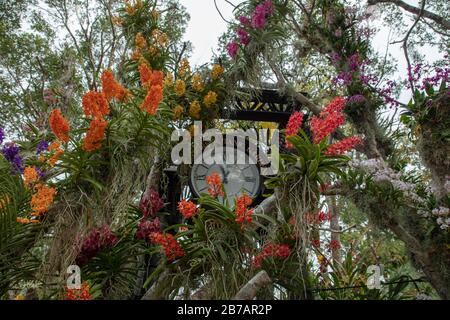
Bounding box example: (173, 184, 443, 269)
(352, 192, 450, 299)
(328, 196, 342, 265)
(233, 271, 272, 300)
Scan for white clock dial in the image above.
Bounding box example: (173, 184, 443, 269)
(189, 146, 261, 205)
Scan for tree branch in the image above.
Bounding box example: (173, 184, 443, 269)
(141, 270, 170, 300)
(233, 271, 272, 300)
(368, 0, 450, 30)
(268, 60, 322, 115)
(397, 0, 426, 95)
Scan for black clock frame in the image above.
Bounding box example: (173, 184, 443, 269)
(163, 87, 307, 219)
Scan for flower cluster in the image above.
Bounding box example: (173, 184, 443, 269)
(416, 293, 433, 300)
(16, 217, 40, 225)
(81, 91, 109, 152)
(125, 0, 143, 15)
(227, 1, 275, 58)
(408, 62, 449, 90)
(178, 199, 198, 219)
(431, 207, 449, 230)
(237, 28, 250, 45)
(139, 188, 164, 218)
(251, 0, 274, 29)
(138, 63, 152, 86)
(101, 70, 129, 102)
(310, 97, 346, 144)
(172, 105, 184, 120)
(327, 239, 341, 251)
(82, 91, 110, 118)
(285, 111, 304, 149)
(30, 183, 56, 217)
(82, 71, 128, 151)
(65, 282, 92, 300)
(178, 58, 191, 78)
(36, 140, 49, 155)
(75, 225, 118, 266)
(235, 194, 253, 226)
(226, 42, 239, 59)
(1, 142, 23, 173)
(191, 73, 204, 92)
(141, 85, 164, 115)
(139, 64, 164, 89)
(0, 127, 4, 145)
(83, 117, 108, 152)
(18, 181, 55, 223)
(189, 100, 201, 119)
(0, 195, 9, 210)
(49, 108, 70, 143)
(23, 166, 39, 186)
(46, 141, 64, 167)
(332, 71, 353, 86)
(138, 64, 164, 115)
(346, 94, 366, 105)
(324, 136, 362, 156)
(136, 218, 161, 242)
(347, 53, 362, 72)
(206, 172, 224, 197)
(317, 253, 329, 273)
(349, 158, 426, 203)
(203, 91, 218, 107)
(211, 64, 224, 80)
(164, 73, 174, 87)
(135, 32, 147, 48)
(149, 233, 184, 261)
(151, 29, 169, 48)
(358, 62, 401, 108)
(174, 79, 186, 97)
(253, 242, 291, 268)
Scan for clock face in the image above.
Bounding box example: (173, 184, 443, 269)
(189, 146, 261, 205)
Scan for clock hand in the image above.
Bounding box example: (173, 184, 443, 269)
(218, 165, 228, 183)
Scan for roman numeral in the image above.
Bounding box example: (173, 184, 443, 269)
(245, 177, 256, 182)
(196, 175, 206, 180)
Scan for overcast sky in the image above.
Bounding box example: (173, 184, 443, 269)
(181, 0, 241, 66)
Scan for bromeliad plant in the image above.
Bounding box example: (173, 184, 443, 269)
(266, 97, 362, 190)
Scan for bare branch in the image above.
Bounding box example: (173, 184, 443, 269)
(268, 60, 323, 115)
(214, 0, 232, 24)
(399, 0, 426, 96)
(368, 0, 450, 30)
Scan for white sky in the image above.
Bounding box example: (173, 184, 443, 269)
(181, 0, 241, 66)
